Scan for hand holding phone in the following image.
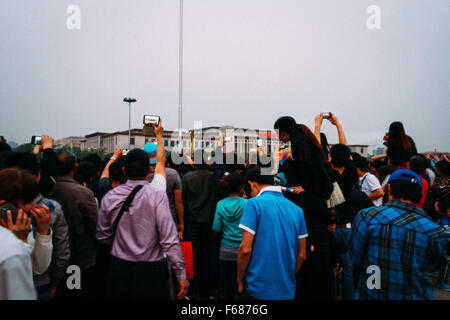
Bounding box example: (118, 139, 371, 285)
(0, 203, 31, 243)
(30, 203, 52, 236)
(322, 112, 331, 119)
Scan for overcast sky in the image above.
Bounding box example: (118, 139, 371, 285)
(0, 0, 449, 152)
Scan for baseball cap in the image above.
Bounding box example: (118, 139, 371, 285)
(143, 142, 157, 165)
(388, 169, 422, 188)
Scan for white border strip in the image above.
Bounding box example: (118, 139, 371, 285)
(239, 224, 256, 235)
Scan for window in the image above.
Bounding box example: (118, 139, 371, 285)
(164, 140, 168, 147)
(170, 140, 175, 147)
(361, 148, 364, 154)
(129, 137, 135, 145)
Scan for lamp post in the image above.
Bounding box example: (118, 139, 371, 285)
(123, 97, 137, 148)
(178, 0, 183, 143)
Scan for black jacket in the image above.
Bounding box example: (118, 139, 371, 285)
(39, 148, 57, 197)
(289, 128, 334, 200)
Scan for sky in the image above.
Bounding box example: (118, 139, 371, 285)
(0, 0, 449, 152)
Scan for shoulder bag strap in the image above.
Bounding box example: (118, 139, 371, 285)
(111, 184, 144, 238)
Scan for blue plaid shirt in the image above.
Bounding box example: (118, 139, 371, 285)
(349, 200, 446, 300)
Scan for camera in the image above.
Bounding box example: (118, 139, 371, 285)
(143, 115, 160, 126)
(122, 149, 130, 156)
(322, 112, 331, 119)
(31, 135, 42, 145)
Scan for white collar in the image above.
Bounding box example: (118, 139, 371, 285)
(256, 186, 282, 197)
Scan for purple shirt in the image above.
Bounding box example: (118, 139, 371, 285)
(96, 179, 186, 280)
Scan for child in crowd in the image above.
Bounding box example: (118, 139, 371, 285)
(212, 173, 248, 299)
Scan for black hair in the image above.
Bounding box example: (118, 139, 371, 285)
(123, 149, 150, 179)
(274, 116, 297, 134)
(100, 157, 110, 176)
(435, 160, 450, 177)
(330, 144, 351, 168)
(388, 122, 414, 150)
(371, 159, 385, 173)
(83, 154, 102, 173)
(218, 173, 244, 196)
(320, 133, 330, 158)
(351, 152, 362, 163)
(2, 152, 40, 176)
(224, 153, 246, 173)
(388, 180, 422, 204)
(74, 161, 97, 185)
(354, 157, 370, 172)
(109, 160, 126, 183)
(243, 168, 274, 198)
(0, 142, 12, 153)
(409, 155, 428, 175)
(55, 150, 77, 176)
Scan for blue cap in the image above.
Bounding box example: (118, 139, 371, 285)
(143, 142, 157, 165)
(388, 169, 422, 188)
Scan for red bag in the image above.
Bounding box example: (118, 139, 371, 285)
(180, 241, 194, 280)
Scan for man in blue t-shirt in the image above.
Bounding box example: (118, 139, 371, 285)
(237, 168, 308, 300)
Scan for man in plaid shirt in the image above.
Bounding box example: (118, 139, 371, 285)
(349, 169, 446, 300)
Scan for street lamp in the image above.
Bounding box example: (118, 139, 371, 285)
(178, 0, 183, 142)
(123, 97, 137, 148)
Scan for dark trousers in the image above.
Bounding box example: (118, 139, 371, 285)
(296, 243, 334, 300)
(218, 260, 238, 300)
(184, 221, 213, 298)
(54, 265, 96, 300)
(107, 257, 170, 300)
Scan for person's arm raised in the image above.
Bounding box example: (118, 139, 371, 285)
(101, 149, 123, 179)
(153, 120, 166, 179)
(328, 113, 347, 145)
(314, 113, 324, 144)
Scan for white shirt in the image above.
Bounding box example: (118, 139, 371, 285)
(256, 186, 282, 197)
(359, 173, 383, 206)
(22, 228, 53, 275)
(0, 226, 37, 300)
(150, 174, 166, 192)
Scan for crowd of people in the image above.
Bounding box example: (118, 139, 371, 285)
(0, 114, 448, 300)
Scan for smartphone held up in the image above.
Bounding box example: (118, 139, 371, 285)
(31, 135, 42, 145)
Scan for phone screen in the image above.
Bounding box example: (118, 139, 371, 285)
(143, 115, 160, 126)
(31, 136, 42, 145)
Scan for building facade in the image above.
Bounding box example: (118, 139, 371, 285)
(54, 136, 85, 149)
